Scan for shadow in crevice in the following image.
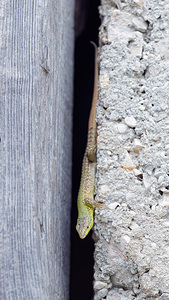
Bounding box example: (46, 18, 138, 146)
(70, 1, 100, 300)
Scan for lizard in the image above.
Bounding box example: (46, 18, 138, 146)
(76, 42, 104, 239)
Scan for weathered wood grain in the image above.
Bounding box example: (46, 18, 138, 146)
(0, 0, 74, 299)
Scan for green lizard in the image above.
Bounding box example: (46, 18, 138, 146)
(76, 42, 103, 239)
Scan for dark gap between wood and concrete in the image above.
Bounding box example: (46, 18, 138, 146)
(70, 1, 100, 300)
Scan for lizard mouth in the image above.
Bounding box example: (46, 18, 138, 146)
(76, 216, 93, 239)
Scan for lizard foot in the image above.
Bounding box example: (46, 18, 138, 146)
(85, 198, 107, 209)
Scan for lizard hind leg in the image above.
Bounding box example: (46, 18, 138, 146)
(87, 144, 97, 162)
(87, 127, 97, 162)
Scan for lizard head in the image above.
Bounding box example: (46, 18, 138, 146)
(76, 215, 93, 239)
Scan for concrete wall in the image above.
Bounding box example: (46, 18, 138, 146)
(94, 1, 169, 299)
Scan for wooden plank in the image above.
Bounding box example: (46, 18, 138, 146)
(0, 0, 74, 299)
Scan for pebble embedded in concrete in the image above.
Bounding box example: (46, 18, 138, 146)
(124, 116, 137, 128)
(94, 281, 108, 291)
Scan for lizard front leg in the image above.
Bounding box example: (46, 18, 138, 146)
(84, 197, 106, 209)
(83, 160, 106, 209)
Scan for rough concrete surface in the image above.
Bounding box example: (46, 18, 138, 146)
(94, 0, 169, 299)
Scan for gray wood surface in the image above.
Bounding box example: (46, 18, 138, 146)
(0, 0, 74, 299)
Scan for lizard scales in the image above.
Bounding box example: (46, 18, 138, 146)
(76, 42, 99, 239)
